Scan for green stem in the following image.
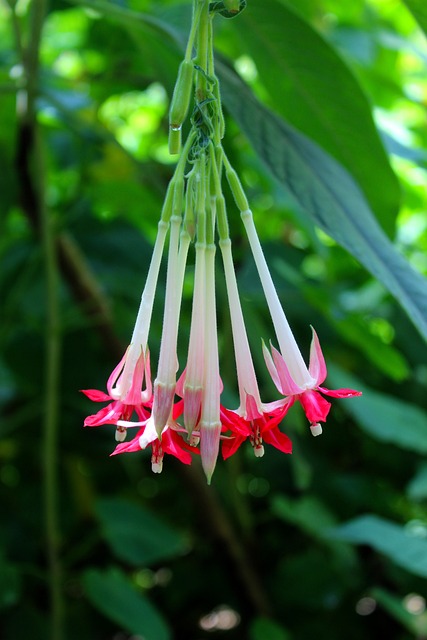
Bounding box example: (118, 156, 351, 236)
(41, 137, 63, 640)
(20, 0, 64, 638)
(185, 0, 204, 61)
(195, 0, 210, 101)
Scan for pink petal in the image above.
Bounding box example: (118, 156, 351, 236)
(270, 344, 303, 396)
(123, 351, 145, 405)
(162, 430, 193, 465)
(263, 427, 292, 454)
(261, 404, 290, 433)
(262, 397, 295, 414)
(107, 351, 127, 396)
(111, 428, 144, 455)
(220, 407, 251, 437)
(318, 386, 362, 399)
(262, 341, 281, 391)
(135, 405, 151, 421)
(308, 327, 327, 385)
(172, 399, 184, 420)
(81, 389, 111, 402)
(84, 401, 123, 426)
(221, 434, 245, 460)
(141, 348, 153, 403)
(245, 394, 263, 421)
(299, 389, 331, 422)
(175, 368, 186, 398)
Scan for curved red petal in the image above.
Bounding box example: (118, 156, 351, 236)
(162, 430, 193, 465)
(107, 351, 127, 396)
(110, 428, 145, 455)
(263, 427, 292, 454)
(81, 389, 111, 402)
(308, 327, 327, 385)
(318, 386, 362, 398)
(222, 435, 246, 460)
(220, 407, 251, 436)
(84, 401, 123, 426)
(299, 389, 331, 422)
(270, 345, 303, 396)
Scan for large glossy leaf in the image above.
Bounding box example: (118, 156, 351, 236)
(327, 364, 427, 453)
(83, 567, 170, 640)
(233, 0, 399, 235)
(218, 63, 427, 341)
(74, 0, 427, 340)
(402, 0, 427, 37)
(96, 498, 188, 566)
(329, 515, 427, 578)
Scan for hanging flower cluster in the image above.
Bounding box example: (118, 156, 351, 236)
(82, 0, 361, 483)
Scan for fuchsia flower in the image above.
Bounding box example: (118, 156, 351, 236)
(219, 236, 292, 458)
(221, 395, 292, 459)
(81, 349, 151, 441)
(241, 208, 361, 436)
(263, 328, 362, 435)
(112, 407, 196, 473)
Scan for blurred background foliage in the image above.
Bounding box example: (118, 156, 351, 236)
(1, 0, 427, 638)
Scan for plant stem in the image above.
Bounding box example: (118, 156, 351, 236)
(195, 0, 209, 101)
(40, 135, 64, 640)
(17, 0, 64, 637)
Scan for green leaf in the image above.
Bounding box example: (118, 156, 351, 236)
(83, 567, 170, 640)
(218, 63, 427, 341)
(371, 587, 427, 636)
(327, 364, 427, 453)
(329, 515, 427, 578)
(402, 0, 427, 37)
(271, 495, 337, 541)
(406, 463, 427, 501)
(234, 0, 399, 235)
(250, 617, 291, 640)
(71, 0, 185, 45)
(71, 0, 185, 85)
(95, 498, 188, 566)
(334, 317, 409, 382)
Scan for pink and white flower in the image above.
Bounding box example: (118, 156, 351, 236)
(112, 408, 196, 473)
(219, 236, 292, 456)
(241, 208, 361, 434)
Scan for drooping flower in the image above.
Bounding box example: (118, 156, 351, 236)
(221, 395, 292, 459)
(81, 349, 152, 441)
(112, 408, 196, 473)
(240, 208, 361, 434)
(198, 243, 222, 483)
(152, 215, 190, 435)
(219, 232, 292, 457)
(179, 233, 206, 435)
(263, 328, 361, 435)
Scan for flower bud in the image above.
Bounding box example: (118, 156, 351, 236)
(226, 165, 249, 212)
(169, 60, 194, 154)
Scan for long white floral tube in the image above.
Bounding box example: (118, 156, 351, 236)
(153, 217, 190, 434)
(220, 238, 263, 416)
(114, 219, 169, 400)
(241, 209, 316, 390)
(200, 244, 221, 483)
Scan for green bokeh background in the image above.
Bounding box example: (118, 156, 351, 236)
(1, 0, 427, 638)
